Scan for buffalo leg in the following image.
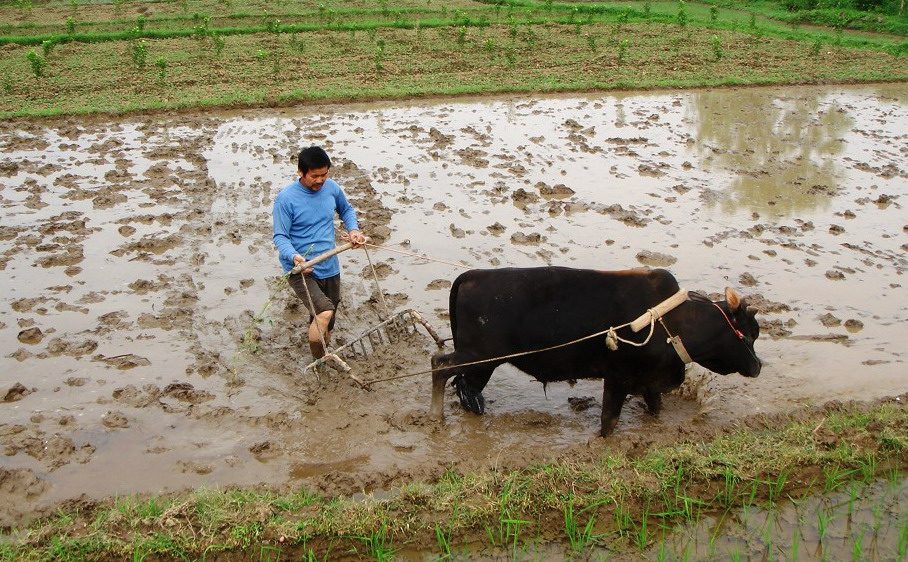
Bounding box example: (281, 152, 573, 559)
(430, 351, 457, 419)
(643, 390, 662, 416)
(600, 382, 627, 437)
(454, 366, 493, 415)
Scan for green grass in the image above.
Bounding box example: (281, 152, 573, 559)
(434, 524, 453, 559)
(898, 516, 908, 559)
(713, 0, 908, 35)
(564, 497, 602, 550)
(356, 523, 395, 561)
(1, 401, 905, 559)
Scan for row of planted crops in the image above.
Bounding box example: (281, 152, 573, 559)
(1, 0, 905, 118)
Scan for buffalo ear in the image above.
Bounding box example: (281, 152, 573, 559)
(725, 287, 741, 311)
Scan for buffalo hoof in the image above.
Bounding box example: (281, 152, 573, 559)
(453, 375, 485, 415)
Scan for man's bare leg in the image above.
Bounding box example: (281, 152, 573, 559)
(308, 310, 334, 359)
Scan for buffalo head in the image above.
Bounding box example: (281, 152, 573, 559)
(685, 287, 762, 378)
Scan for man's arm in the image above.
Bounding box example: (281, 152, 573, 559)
(334, 185, 365, 246)
(334, 186, 359, 233)
(273, 198, 302, 266)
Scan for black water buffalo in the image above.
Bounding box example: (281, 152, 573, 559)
(430, 267, 761, 436)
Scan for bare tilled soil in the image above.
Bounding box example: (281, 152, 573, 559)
(0, 83, 905, 527)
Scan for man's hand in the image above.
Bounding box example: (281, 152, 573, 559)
(348, 230, 367, 248)
(293, 254, 313, 275)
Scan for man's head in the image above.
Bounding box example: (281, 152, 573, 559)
(297, 146, 331, 191)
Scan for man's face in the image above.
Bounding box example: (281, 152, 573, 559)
(298, 166, 330, 191)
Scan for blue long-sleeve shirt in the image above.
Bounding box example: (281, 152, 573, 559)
(272, 178, 359, 279)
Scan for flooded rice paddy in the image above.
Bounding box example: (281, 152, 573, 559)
(0, 83, 905, 527)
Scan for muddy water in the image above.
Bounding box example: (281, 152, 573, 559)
(0, 84, 905, 525)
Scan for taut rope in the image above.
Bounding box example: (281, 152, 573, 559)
(364, 242, 473, 269)
(359, 312, 662, 386)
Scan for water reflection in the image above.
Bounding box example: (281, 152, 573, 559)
(690, 89, 853, 215)
(615, 101, 627, 127)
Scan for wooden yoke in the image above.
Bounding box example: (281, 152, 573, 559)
(629, 290, 689, 332)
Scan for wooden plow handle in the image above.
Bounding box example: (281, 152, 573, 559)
(290, 241, 362, 275)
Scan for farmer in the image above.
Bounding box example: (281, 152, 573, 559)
(273, 146, 367, 361)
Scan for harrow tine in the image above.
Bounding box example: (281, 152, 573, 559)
(300, 309, 445, 384)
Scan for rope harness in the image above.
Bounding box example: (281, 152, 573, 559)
(359, 289, 694, 387)
(709, 300, 745, 340)
(696, 294, 762, 366)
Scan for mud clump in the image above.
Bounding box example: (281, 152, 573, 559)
(455, 147, 489, 168)
(8, 432, 94, 470)
(361, 262, 394, 280)
(428, 127, 454, 148)
(426, 279, 451, 290)
(250, 441, 281, 461)
(112, 385, 162, 408)
(102, 411, 129, 429)
(93, 353, 150, 369)
(3, 383, 34, 403)
(128, 278, 168, 294)
(510, 232, 543, 245)
(110, 233, 182, 257)
(47, 337, 98, 357)
(790, 334, 850, 344)
(739, 272, 758, 287)
(760, 319, 795, 339)
(487, 222, 506, 235)
(11, 297, 48, 313)
(177, 461, 213, 475)
(537, 182, 575, 199)
(742, 294, 790, 314)
(511, 188, 539, 209)
(819, 313, 841, 327)
(17, 327, 44, 345)
(163, 382, 214, 404)
(0, 468, 48, 527)
(635, 250, 677, 267)
(637, 163, 666, 177)
(600, 204, 648, 227)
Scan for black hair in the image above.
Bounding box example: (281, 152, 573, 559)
(297, 146, 332, 173)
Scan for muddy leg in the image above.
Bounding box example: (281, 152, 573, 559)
(454, 366, 493, 415)
(430, 351, 456, 419)
(308, 310, 334, 360)
(600, 382, 627, 437)
(643, 390, 662, 416)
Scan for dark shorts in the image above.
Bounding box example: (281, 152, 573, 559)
(288, 273, 341, 331)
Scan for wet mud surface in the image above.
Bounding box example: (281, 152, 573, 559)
(0, 84, 905, 527)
